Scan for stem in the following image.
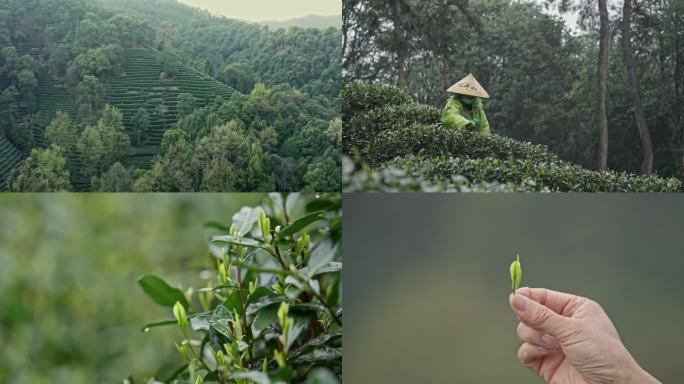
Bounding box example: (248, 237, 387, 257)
(235, 263, 253, 368)
(282, 195, 290, 225)
(269, 231, 288, 269)
(180, 327, 210, 371)
(309, 282, 342, 327)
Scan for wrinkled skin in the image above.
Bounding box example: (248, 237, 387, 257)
(509, 287, 661, 384)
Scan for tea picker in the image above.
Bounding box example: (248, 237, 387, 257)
(441, 73, 491, 135)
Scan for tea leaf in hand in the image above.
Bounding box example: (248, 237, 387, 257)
(510, 254, 522, 293)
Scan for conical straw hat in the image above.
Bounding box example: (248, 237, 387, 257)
(447, 73, 489, 98)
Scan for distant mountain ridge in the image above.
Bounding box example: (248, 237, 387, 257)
(260, 14, 341, 30)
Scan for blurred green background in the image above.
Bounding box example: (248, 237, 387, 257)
(0, 193, 265, 384)
(344, 194, 684, 383)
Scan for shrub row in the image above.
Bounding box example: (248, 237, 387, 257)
(342, 156, 538, 192)
(342, 83, 413, 121)
(359, 155, 681, 192)
(365, 124, 561, 166)
(343, 103, 441, 155)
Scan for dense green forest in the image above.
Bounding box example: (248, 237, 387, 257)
(261, 15, 343, 30)
(0, 0, 342, 192)
(343, 0, 684, 181)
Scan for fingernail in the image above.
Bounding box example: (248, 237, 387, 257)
(512, 293, 526, 312)
(541, 334, 558, 348)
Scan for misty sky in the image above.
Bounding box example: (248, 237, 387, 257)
(177, 0, 341, 21)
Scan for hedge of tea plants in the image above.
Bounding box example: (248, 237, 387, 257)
(343, 83, 682, 192)
(135, 193, 342, 384)
(345, 155, 682, 192)
(342, 156, 541, 192)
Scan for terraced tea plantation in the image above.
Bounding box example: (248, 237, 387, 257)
(2, 47, 240, 190)
(108, 48, 238, 168)
(0, 135, 24, 191)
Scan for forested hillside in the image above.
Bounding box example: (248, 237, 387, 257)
(343, 84, 681, 192)
(0, 0, 341, 191)
(261, 15, 343, 30)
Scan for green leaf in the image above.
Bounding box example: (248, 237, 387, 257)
(251, 304, 278, 338)
(232, 206, 261, 236)
(301, 261, 342, 277)
(304, 368, 339, 384)
(163, 363, 189, 383)
(510, 254, 522, 293)
(208, 305, 234, 340)
(138, 274, 189, 309)
(247, 296, 285, 316)
(211, 235, 264, 249)
(140, 319, 177, 331)
(141, 312, 210, 332)
(278, 211, 326, 239)
(223, 290, 244, 314)
(248, 286, 275, 304)
(306, 198, 340, 213)
(286, 313, 311, 350)
(290, 332, 342, 360)
(292, 346, 342, 363)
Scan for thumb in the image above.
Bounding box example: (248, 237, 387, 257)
(510, 293, 569, 338)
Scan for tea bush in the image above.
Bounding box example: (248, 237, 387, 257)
(342, 83, 413, 121)
(343, 105, 440, 156)
(343, 82, 682, 192)
(134, 194, 342, 384)
(366, 124, 560, 166)
(342, 156, 542, 192)
(344, 155, 681, 192)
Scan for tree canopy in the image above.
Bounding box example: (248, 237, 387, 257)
(0, 0, 341, 192)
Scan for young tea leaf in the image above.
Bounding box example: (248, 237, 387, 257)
(510, 255, 522, 293)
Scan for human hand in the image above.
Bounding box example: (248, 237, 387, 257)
(509, 287, 660, 384)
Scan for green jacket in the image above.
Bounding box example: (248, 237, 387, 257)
(441, 96, 490, 135)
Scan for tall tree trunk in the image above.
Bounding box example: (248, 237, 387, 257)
(621, 0, 653, 175)
(676, 45, 684, 180)
(391, 0, 407, 88)
(440, 0, 450, 97)
(597, 0, 610, 171)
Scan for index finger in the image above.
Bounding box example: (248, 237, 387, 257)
(515, 287, 581, 317)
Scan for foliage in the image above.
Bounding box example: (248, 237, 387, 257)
(0, 194, 266, 383)
(177, 93, 196, 118)
(367, 123, 561, 166)
(158, 50, 178, 78)
(77, 105, 131, 180)
(45, 111, 79, 155)
(135, 193, 342, 383)
(341, 82, 413, 122)
(193, 122, 268, 192)
(131, 107, 150, 146)
(76, 75, 104, 119)
(7, 145, 71, 192)
(342, 156, 542, 193)
(0, 0, 341, 192)
(343, 82, 681, 192)
(304, 149, 343, 192)
(345, 155, 681, 193)
(219, 63, 256, 94)
(343, 0, 684, 178)
(90, 161, 134, 192)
